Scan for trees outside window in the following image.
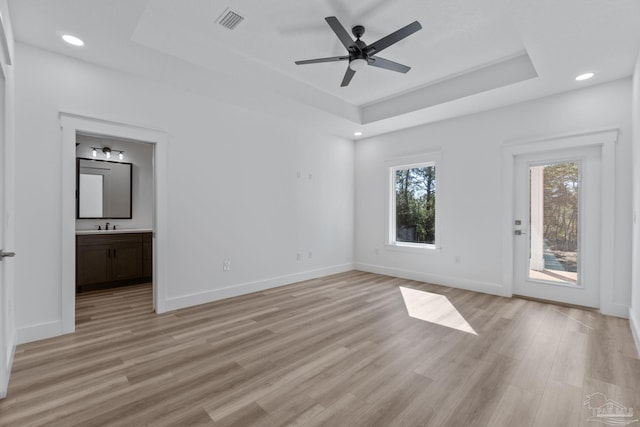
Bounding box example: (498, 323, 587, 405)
(393, 164, 436, 246)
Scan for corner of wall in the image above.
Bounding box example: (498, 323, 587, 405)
(631, 49, 640, 357)
(630, 307, 640, 358)
(164, 263, 355, 311)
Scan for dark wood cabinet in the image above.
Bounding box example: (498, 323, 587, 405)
(77, 243, 111, 285)
(76, 232, 152, 292)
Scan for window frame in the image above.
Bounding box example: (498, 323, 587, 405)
(385, 151, 442, 252)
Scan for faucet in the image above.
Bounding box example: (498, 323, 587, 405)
(105, 222, 110, 230)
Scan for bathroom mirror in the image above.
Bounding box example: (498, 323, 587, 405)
(77, 158, 132, 219)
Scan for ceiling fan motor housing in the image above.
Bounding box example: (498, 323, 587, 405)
(352, 25, 365, 39)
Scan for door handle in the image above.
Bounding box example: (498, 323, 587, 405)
(514, 230, 527, 236)
(0, 250, 16, 260)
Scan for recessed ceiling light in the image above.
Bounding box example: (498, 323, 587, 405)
(61, 34, 84, 47)
(575, 72, 594, 81)
(354, 131, 363, 136)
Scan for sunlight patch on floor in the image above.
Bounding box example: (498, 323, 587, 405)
(399, 287, 477, 335)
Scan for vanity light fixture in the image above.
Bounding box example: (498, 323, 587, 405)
(91, 147, 125, 161)
(354, 131, 363, 136)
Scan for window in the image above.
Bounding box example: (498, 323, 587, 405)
(387, 152, 440, 250)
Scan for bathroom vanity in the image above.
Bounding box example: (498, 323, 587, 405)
(76, 230, 152, 293)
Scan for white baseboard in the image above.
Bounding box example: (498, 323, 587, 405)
(355, 262, 509, 297)
(164, 263, 355, 312)
(600, 302, 630, 319)
(1, 333, 15, 398)
(16, 320, 62, 345)
(630, 308, 640, 358)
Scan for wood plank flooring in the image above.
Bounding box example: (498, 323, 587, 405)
(1, 271, 639, 426)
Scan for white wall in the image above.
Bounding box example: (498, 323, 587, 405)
(75, 134, 153, 231)
(14, 43, 354, 341)
(631, 53, 640, 354)
(355, 78, 633, 316)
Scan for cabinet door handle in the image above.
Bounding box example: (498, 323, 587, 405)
(114, 248, 116, 258)
(107, 248, 110, 258)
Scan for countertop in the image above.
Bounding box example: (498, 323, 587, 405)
(76, 228, 153, 235)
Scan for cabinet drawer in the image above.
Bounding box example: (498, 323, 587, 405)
(77, 233, 142, 246)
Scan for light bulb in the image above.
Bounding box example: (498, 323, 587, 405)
(118, 152, 124, 160)
(349, 58, 367, 72)
(105, 151, 111, 159)
(92, 148, 97, 157)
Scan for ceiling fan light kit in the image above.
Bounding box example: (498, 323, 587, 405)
(295, 16, 422, 87)
(349, 58, 367, 72)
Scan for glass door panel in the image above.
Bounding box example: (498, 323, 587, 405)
(528, 162, 580, 286)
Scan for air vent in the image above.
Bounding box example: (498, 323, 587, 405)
(216, 8, 244, 30)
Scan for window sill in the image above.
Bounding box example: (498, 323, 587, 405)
(384, 243, 441, 254)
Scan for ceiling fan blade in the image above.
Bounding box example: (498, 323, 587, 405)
(341, 67, 356, 87)
(365, 21, 422, 55)
(325, 16, 355, 50)
(368, 56, 411, 73)
(295, 56, 349, 65)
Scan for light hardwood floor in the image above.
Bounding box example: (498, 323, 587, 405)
(1, 271, 639, 426)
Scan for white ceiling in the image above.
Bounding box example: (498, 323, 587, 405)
(8, 0, 640, 139)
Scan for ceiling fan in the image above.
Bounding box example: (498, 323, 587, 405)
(295, 16, 422, 87)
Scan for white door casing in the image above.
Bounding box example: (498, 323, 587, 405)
(60, 113, 169, 335)
(502, 129, 621, 317)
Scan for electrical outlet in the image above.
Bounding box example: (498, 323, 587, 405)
(296, 252, 302, 261)
(308, 251, 312, 259)
(308, 173, 313, 180)
(454, 256, 461, 264)
(223, 261, 231, 271)
(374, 247, 380, 255)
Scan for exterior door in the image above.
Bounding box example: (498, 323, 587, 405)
(513, 145, 601, 308)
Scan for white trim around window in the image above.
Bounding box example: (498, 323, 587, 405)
(385, 150, 442, 253)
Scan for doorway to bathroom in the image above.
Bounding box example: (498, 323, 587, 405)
(60, 114, 168, 335)
(74, 134, 154, 321)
